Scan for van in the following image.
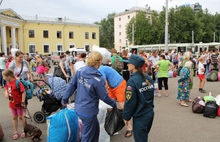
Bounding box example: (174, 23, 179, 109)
(51, 51, 66, 65)
(68, 48, 86, 63)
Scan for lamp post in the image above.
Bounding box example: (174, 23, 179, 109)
(165, 0, 169, 52)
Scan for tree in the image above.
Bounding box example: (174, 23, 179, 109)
(94, 13, 115, 49)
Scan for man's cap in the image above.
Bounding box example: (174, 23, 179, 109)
(125, 54, 145, 68)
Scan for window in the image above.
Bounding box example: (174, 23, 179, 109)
(57, 31, 62, 38)
(29, 30, 35, 38)
(69, 31, 74, 39)
(85, 32, 89, 39)
(92, 32, 96, 39)
(119, 25, 121, 28)
(119, 18, 121, 21)
(43, 45, 49, 53)
(57, 45, 63, 51)
(69, 45, 75, 48)
(128, 15, 130, 19)
(29, 45, 36, 53)
(43, 30, 49, 38)
(85, 45, 90, 52)
(119, 39, 121, 43)
(119, 32, 121, 36)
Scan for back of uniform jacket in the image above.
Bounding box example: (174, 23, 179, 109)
(62, 66, 116, 117)
(123, 72, 154, 121)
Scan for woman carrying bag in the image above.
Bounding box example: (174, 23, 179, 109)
(54, 54, 69, 81)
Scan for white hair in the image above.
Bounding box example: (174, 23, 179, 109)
(183, 51, 191, 60)
(184, 61, 192, 69)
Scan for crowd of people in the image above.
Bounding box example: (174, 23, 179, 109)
(1, 47, 220, 142)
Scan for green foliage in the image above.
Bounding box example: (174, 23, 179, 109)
(125, 6, 220, 45)
(94, 13, 115, 49)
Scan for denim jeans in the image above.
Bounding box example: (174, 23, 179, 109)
(0, 69, 6, 87)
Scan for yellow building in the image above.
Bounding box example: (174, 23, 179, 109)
(0, 8, 99, 55)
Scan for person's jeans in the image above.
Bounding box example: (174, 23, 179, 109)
(0, 69, 5, 87)
(66, 69, 72, 83)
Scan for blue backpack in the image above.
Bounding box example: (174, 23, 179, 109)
(16, 79, 34, 100)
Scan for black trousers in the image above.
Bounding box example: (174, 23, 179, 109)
(158, 77, 168, 90)
(152, 68, 156, 82)
(122, 70, 130, 82)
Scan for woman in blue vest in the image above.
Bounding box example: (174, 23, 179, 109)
(123, 54, 155, 142)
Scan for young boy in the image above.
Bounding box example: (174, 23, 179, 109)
(198, 57, 206, 93)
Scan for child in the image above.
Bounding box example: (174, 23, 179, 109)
(198, 57, 206, 93)
(3, 69, 26, 140)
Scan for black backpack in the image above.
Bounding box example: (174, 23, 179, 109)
(203, 101, 218, 118)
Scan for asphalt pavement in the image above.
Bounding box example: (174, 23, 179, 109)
(0, 68, 220, 142)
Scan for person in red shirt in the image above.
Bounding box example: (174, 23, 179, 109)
(3, 69, 26, 140)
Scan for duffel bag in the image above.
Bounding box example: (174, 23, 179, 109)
(203, 101, 218, 118)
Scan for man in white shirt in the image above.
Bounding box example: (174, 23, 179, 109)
(148, 51, 160, 82)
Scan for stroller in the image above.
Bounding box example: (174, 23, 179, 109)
(33, 75, 68, 123)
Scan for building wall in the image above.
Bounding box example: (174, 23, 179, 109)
(114, 12, 137, 52)
(23, 23, 99, 54)
(114, 6, 154, 52)
(0, 9, 99, 55)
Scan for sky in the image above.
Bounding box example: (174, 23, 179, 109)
(1, 0, 219, 23)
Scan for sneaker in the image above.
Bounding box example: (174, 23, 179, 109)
(199, 89, 206, 93)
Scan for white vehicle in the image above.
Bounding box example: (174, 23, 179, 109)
(68, 48, 86, 63)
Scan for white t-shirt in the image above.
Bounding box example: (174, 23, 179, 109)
(149, 55, 160, 68)
(200, 54, 207, 65)
(74, 60, 86, 72)
(198, 62, 204, 74)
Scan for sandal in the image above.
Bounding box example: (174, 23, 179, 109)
(13, 132, 19, 140)
(20, 131, 26, 138)
(185, 99, 192, 102)
(180, 103, 189, 107)
(124, 130, 133, 138)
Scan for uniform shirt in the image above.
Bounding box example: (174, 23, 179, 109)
(157, 60, 171, 78)
(98, 66, 123, 88)
(123, 72, 154, 121)
(62, 66, 116, 117)
(198, 62, 204, 74)
(6, 79, 25, 109)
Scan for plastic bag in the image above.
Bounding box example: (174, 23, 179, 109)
(104, 107, 125, 136)
(92, 45, 111, 65)
(98, 100, 111, 142)
(47, 109, 78, 142)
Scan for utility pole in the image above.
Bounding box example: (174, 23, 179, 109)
(213, 32, 215, 42)
(192, 30, 195, 53)
(165, 0, 169, 52)
(132, 24, 134, 45)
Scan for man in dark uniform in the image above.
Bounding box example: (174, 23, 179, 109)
(123, 54, 155, 142)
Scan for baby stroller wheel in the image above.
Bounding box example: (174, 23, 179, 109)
(33, 111, 46, 123)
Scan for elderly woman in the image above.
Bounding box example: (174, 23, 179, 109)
(177, 61, 193, 107)
(62, 51, 116, 142)
(181, 51, 194, 101)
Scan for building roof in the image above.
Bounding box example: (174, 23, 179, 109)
(21, 15, 99, 27)
(0, 8, 99, 27)
(115, 6, 159, 17)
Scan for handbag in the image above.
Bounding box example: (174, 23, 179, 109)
(54, 65, 66, 79)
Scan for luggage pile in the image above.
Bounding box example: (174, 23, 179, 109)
(192, 92, 220, 118)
